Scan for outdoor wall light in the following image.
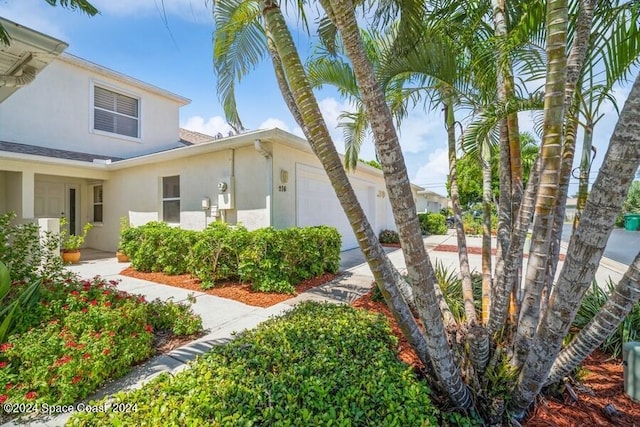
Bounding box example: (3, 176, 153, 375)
(201, 197, 211, 210)
(280, 169, 289, 184)
(217, 181, 228, 192)
(377, 190, 386, 198)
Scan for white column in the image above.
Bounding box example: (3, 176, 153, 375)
(21, 170, 35, 219)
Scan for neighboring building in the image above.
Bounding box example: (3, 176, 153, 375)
(413, 187, 449, 213)
(0, 19, 408, 251)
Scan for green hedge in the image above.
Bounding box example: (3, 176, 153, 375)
(417, 212, 448, 235)
(121, 223, 341, 293)
(68, 302, 444, 426)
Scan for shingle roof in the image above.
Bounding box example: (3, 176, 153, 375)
(179, 128, 216, 146)
(0, 141, 122, 163)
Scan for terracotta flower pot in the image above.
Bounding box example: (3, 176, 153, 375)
(61, 250, 81, 264)
(116, 251, 130, 263)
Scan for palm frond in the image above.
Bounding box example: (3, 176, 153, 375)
(340, 111, 370, 171)
(45, 0, 99, 15)
(461, 94, 544, 155)
(213, 0, 265, 131)
(306, 57, 360, 99)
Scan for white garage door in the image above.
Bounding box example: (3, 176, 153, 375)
(296, 164, 375, 250)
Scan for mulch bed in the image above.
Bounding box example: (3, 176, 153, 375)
(119, 268, 336, 308)
(352, 290, 639, 426)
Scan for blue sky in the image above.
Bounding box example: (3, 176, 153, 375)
(2, 0, 632, 197)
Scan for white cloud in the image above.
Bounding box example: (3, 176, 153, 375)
(181, 115, 232, 135)
(258, 118, 291, 132)
(412, 148, 450, 196)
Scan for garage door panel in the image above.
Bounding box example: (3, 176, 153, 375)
(296, 164, 374, 250)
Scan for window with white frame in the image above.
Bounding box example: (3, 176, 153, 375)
(162, 175, 180, 223)
(92, 185, 103, 223)
(93, 85, 140, 138)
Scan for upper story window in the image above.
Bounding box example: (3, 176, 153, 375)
(93, 85, 140, 138)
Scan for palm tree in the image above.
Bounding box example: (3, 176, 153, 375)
(317, 0, 472, 407)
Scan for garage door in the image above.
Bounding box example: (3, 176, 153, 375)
(296, 164, 375, 250)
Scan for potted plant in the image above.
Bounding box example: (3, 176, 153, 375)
(59, 217, 93, 264)
(116, 216, 130, 262)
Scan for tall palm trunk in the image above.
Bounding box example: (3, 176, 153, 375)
(261, 0, 435, 380)
(513, 0, 568, 369)
(546, 249, 640, 385)
(513, 71, 640, 414)
(321, 0, 472, 408)
(445, 97, 477, 324)
(546, 0, 594, 297)
(573, 119, 594, 229)
(481, 139, 493, 324)
(488, 156, 540, 336)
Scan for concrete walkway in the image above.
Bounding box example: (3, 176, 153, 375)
(4, 231, 628, 426)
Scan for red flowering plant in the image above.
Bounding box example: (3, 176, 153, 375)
(0, 275, 202, 407)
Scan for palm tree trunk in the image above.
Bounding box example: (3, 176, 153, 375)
(481, 139, 493, 324)
(545, 0, 594, 299)
(488, 155, 540, 336)
(489, 118, 512, 332)
(445, 97, 477, 325)
(573, 120, 594, 229)
(512, 0, 569, 370)
(261, 0, 436, 381)
(321, 0, 472, 408)
(546, 250, 640, 385)
(512, 71, 640, 414)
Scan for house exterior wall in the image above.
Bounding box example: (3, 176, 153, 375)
(270, 142, 395, 240)
(0, 56, 185, 159)
(89, 144, 269, 251)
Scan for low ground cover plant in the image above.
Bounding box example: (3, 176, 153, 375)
(69, 302, 470, 426)
(122, 222, 341, 293)
(0, 275, 202, 407)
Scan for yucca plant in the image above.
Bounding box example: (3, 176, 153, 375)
(0, 261, 41, 343)
(572, 279, 640, 358)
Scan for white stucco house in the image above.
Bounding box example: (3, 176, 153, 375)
(414, 188, 450, 214)
(0, 18, 409, 251)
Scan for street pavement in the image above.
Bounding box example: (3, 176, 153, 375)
(563, 223, 640, 267)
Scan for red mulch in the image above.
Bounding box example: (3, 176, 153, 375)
(119, 268, 336, 307)
(434, 244, 566, 261)
(351, 290, 640, 426)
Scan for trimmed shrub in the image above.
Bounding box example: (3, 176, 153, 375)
(69, 302, 444, 426)
(379, 229, 400, 244)
(122, 222, 341, 293)
(239, 226, 341, 293)
(188, 223, 249, 288)
(418, 212, 448, 235)
(121, 222, 197, 275)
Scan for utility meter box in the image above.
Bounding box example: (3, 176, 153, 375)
(217, 176, 235, 209)
(623, 341, 640, 402)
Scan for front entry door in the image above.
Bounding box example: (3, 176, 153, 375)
(34, 182, 78, 234)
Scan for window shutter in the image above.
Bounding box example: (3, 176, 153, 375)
(93, 86, 139, 138)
